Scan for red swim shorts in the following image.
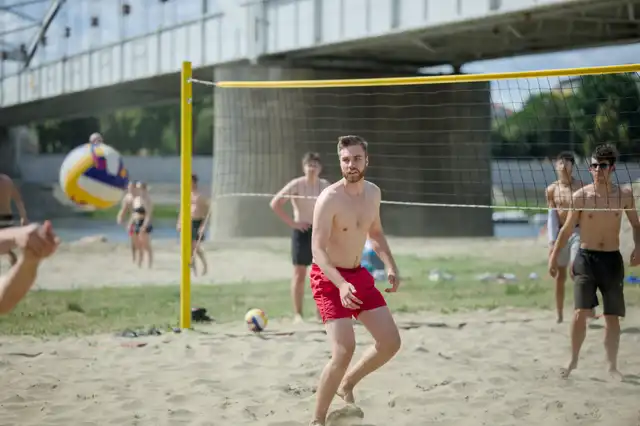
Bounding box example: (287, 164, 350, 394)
(128, 224, 134, 236)
(310, 264, 387, 323)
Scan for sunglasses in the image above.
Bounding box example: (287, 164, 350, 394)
(589, 163, 610, 170)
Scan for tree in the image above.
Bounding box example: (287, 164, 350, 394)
(491, 73, 640, 160)
(31, 95, 214, 156)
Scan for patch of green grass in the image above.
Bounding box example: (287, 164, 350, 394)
(81, 204, 179, 221)
(2, 255, 639, 336)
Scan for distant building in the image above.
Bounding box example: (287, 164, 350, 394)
(553, 76, 582, 96)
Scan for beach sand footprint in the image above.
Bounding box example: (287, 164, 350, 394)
(326, 404, 364, 426)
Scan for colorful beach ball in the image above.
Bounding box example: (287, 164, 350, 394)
(59, 142, 129, 209)
(245, 308, 268, 332)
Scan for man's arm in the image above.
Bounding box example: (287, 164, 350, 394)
(142, 196, 153, 228)
(269, 179, 298, 228)
(0, 227, 17, 254)
(116, 196, 130, 224)
(199, 197, 211, 232)
(623, 188, 640, 247)
(311, 190, 346, 288)
(0, 255, 39, 314)
(367, 186, 398, 273)
(0, 227, 37, 314)
(550, 190, 583, 258)
(545, 185, 560, 246)
(10, 181, 27, 224)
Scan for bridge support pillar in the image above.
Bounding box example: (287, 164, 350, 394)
(0, 127, 19, 177)
(210, 65, 492, 238)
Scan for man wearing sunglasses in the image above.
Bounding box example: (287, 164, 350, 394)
(545, 151, 587, 323)
(549, 144, 640, 381)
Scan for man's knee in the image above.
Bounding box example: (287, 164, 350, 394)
(573, 309, 592, 323)
(603, 314, 621, 330)
(292, 266, 307, 284)
(377, 329, 401, 357)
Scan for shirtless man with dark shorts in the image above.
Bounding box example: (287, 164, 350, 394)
(0, 174, 28, 266)
(177, 174, 210, 276)
(545, 151, 597, 323)
(0, 222, 59, 314)
(549, 144, 639, 380)
(271, 152, 330, 323)
(309, 136, 401, 425)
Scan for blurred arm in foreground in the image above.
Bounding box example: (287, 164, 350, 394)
(0, 222, 60, 314)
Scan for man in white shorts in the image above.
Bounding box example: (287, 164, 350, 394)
(546, 151, 596, 323)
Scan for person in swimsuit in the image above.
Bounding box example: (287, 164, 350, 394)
(270, 152, 330, 323)
(545, 151, 597, 323)
(549, 144, 639, 381)
(309, 136, 401, 426)
(0, 174, 28, 267)
(177, 174, 210, 276)
(130, 181, 153, 268)
(116, 181, 138, 264)
(0, 222, 59, 314)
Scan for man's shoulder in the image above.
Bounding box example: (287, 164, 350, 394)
(546, 181, 559, 193)
(364, 180, 381, 196)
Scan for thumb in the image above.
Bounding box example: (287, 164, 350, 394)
(350, 284, 357, 293)
(43, 220, 53, 233)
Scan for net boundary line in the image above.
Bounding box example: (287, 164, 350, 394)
(188, 63, 640, 89)
(212, 193, 640, 212)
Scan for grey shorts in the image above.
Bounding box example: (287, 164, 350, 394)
(557, 231, 580, 268)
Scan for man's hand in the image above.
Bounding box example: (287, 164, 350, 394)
(548, 254, 559, 278)
(292, 221, 311, 231)
(385, 269, 400, 293)
(630, 247, 640, 267)
(339, 282, 362, 310)
(15, 221, 59, 259)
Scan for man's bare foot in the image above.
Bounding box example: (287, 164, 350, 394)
(336, 384, 355, 404)
(608, 367, 623, 382)
(309, 421, 323, 426)
(556, 314, 563, 324)
(293, 314, 304, 324)
(561, 360, 578, 379)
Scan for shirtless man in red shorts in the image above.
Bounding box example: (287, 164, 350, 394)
(309, 135, 401, 425)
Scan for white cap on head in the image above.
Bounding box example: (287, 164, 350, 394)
(89, 132, 103, 144)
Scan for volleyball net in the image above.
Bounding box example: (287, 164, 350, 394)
(177, 62, 640, 328)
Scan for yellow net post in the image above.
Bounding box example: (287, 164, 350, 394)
(179, 61, 193, 329)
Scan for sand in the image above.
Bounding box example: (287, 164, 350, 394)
(1, 235, 640, 425)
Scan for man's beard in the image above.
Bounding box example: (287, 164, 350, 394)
(343, 167, 365, 183)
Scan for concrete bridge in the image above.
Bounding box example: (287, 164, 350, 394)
(1, 0, 639, 236)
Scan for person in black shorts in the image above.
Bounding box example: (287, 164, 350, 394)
(549, 144, 640, 380)
(270, 153, 330, 323)
(131, 182, 154, 269)
(176, 174, 210, 276)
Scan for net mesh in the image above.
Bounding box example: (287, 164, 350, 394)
(189, 67, 640, 237)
